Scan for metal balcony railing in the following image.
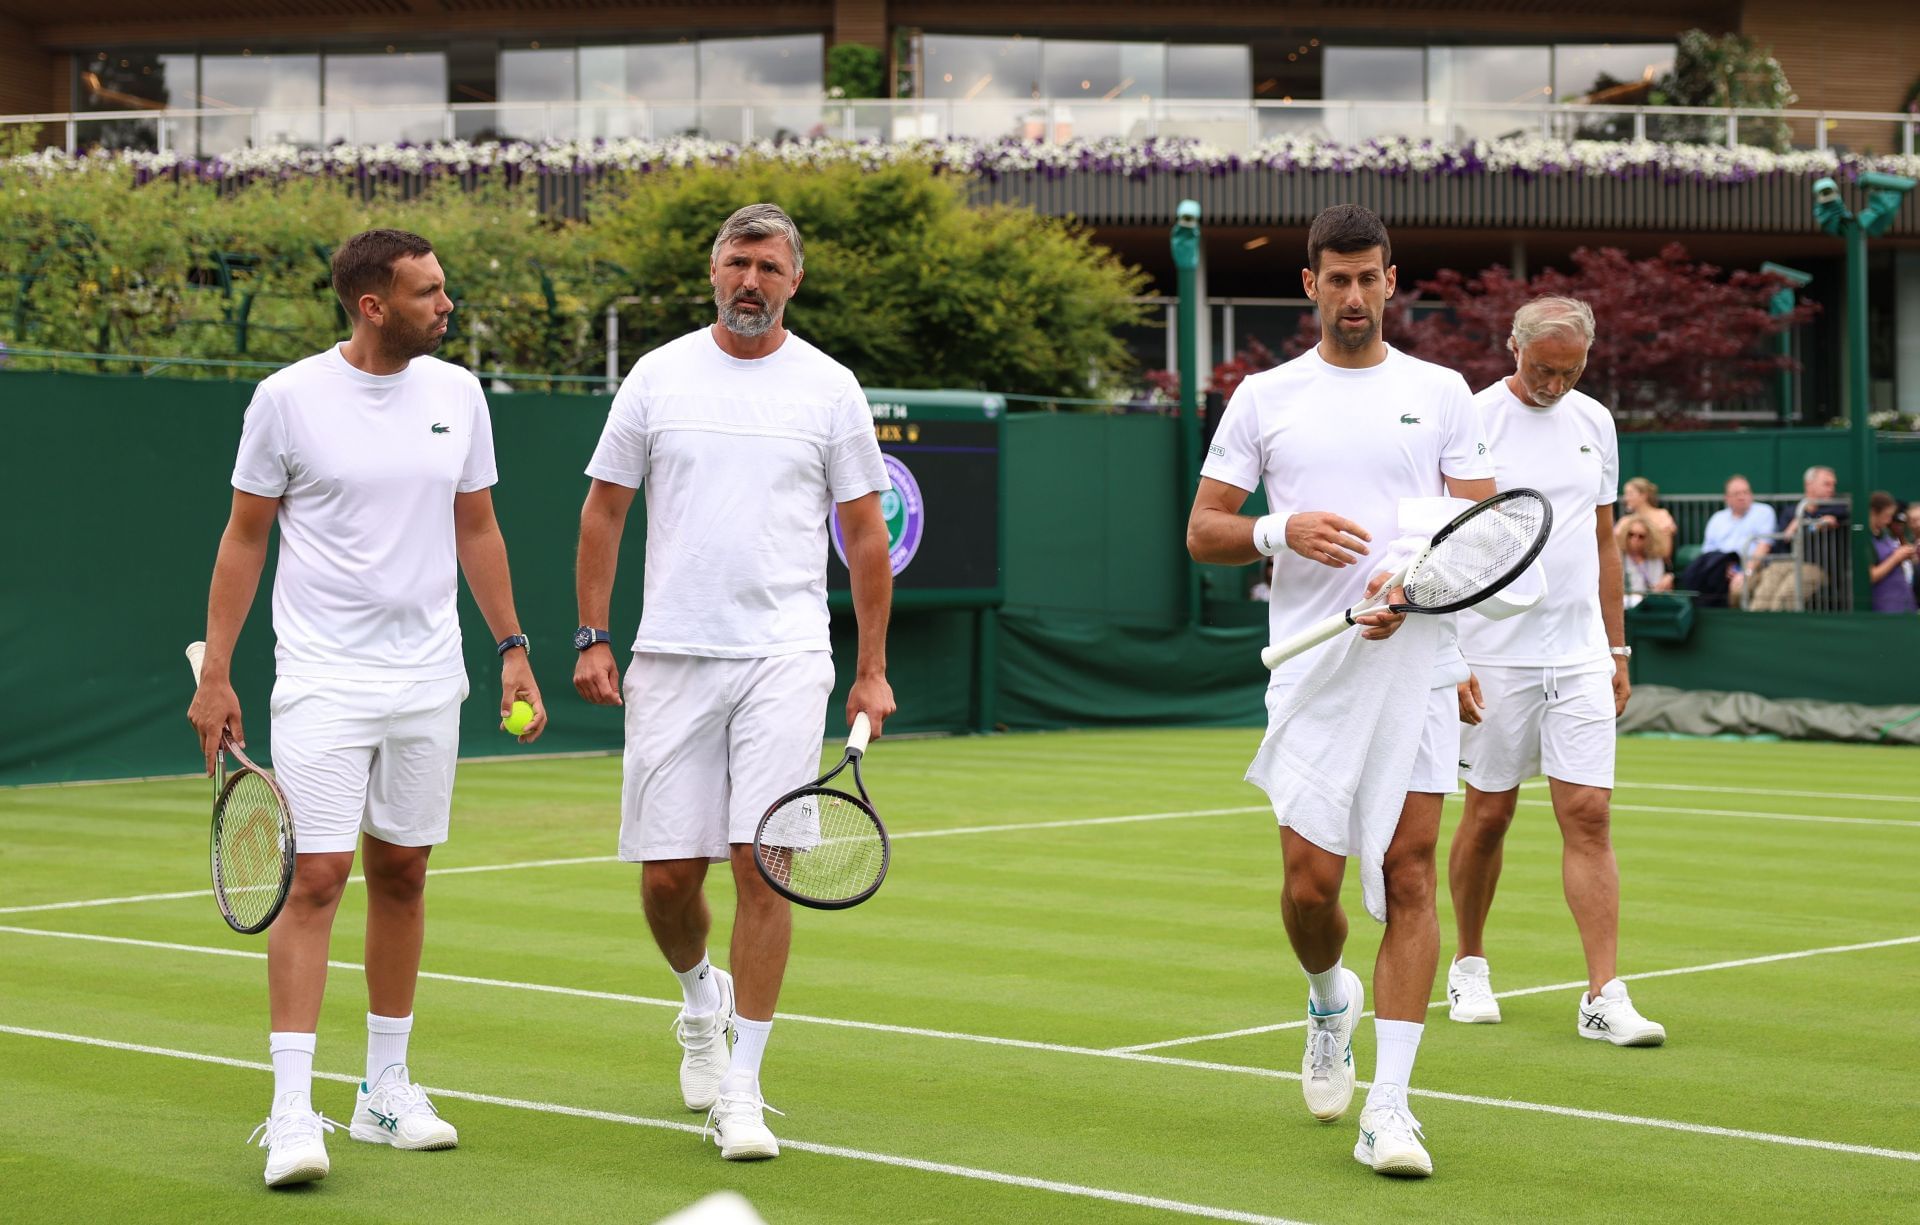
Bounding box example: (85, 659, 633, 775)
(4, 97, 1917, 158)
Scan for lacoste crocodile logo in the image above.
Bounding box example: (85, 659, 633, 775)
(431, 423, 450, 434)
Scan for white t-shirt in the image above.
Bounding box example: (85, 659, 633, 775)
(231, 344, 497, 681)
(587, 327, 889, 658)
(1457, 381, 1617, 671)
(1202, 344, 1493, 687)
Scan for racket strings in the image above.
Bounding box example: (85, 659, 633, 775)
(759, 790, 885, 903)
(1405, 496, 1549, 608)
(215, 773, 290, 928)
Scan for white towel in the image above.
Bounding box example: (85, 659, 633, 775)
(1246, 610, 1441, 924)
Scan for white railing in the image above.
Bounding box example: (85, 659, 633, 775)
(4, 97, 1917, 158)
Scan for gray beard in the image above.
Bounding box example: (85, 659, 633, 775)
(717, 290, 777, 338)
(1326, 316, 1378, 350)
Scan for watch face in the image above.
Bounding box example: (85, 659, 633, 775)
(573, 627, 594, 650)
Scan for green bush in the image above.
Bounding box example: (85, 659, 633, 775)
(590, 159, 1149, 396)
(826, 44, 887, 100)
(1, 156, 1148, 396)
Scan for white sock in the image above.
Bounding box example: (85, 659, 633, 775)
(1367, 1019, 1425, 1108)
(269, 1032, 317, 1114)
(1305, 959, 1349, 1014)
(366, 1012, 413, 1087)
(674, 956, 722, 1016)
(719, 1017, 772, 1097)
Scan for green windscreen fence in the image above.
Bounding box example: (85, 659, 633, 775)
(4, 368, 1917, 784)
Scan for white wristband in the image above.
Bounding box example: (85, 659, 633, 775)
(1253, 512, 1294, 557)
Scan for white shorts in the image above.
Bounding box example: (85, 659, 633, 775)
(1459, 664, 1617, 793)
(267, 673, 469, 854)
(1265, 681, 1460, 797)
(619, 651, 837, 863)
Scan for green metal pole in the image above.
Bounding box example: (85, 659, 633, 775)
(1171, 200, 1203, 625)
(1846, 223, 1876, 613)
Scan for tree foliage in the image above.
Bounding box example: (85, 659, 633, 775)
(590, 159, 1149, 395)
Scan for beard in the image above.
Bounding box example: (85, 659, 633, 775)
(1325, 311, 1379, 351)
(388, 316, 447, 360)
(716, 286, 779, 338)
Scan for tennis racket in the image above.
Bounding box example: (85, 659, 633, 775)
(1261, 488, 1553, 670)
(186, 642, 297, 934)
(753, 713, 890, 910)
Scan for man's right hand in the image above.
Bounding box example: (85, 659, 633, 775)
(187, 678, 243, 776)
(1284, 511, 1372, 568)
(574, 643, 623, 706)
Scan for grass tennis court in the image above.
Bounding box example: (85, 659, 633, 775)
(2, 729, 1915, 1224)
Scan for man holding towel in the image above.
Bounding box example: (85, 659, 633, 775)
(1447, 296, 1666, 1047)
(1188, 204, 1494, 1178)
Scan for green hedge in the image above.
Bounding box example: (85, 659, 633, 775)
(0, 155, 1148, 395)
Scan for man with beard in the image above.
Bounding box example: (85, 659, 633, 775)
(1447, 296, 1666, 1047)
(1188, 204, 1493, 1178)
(189, 228, 546, 1187)
(572, 203, 896, 1161)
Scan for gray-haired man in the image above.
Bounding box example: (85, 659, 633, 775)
(572, 203, 898, 1158)
(1448, 295, 1666, 1047)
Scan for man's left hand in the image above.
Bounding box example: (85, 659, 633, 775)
(1355, 570, 1408, 641)
(501, 651, 547, 744)
(1612, 658, 1631, 716)
(846, 673, 897, 738)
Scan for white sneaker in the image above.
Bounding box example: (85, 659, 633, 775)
(1353, 1085, 1432, 1178)
(705, 1089, 783, 1161)
(250, 1095, 337, 1187)
(674, 967, 735, 1111)
(1577, 978, 1666, 1046)
(1300, 967, 1364, 1122)
(350, 1064, 459, 1150)
(1447, 955, 1502, 1023)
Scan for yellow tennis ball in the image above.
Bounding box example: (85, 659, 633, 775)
(502, 700, 535, 736)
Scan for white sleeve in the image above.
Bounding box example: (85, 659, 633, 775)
(1596, 408, 1621, 506)
(1438, 375, 1493, 481)
(458, 378, 498, 493)
(1199, 383, 1261, 492)
(825, 383, 888, 503)
(230, 384, 290, 498)
(585, 375, 649, 488)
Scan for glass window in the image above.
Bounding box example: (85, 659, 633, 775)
(200, 53, 321, 152)
(1554, 43, 1673, 103)
(324, 51, 448, 146)
(74, 51, 196, 151)
(1167, 44, 1251, 99)
(698, 34, 823, 99)
(498, 48, 577, 140)
(1428, 46, 1552, 141)
(580, 42, 697, 139)
(1041, 40, 1166, 103)
(920, 34, 1042, 102)
(1323, 47, 1423, 141)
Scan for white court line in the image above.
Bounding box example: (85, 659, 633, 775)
(6, 924, 1918, 1163)
(0, 1025, 1312, 1225)
(1543, 799, 1920, 829)
(1613, 780, 1919, 806)
(1110, 935, 1920, 1052)
(0, 805, 1268, 917)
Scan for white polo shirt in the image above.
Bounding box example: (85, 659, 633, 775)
(1202, 344, 1493, 687)
(231, 344, 498, 681)
(586, 327, 889, 658)
(1457, 380, 1617, 672)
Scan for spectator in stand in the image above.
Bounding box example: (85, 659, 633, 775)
(1747, 466, 1846, 611)
(1615, 516, 1673, 606)
(1685, 474, 1778, 606)
(1619, 477, 1677, 561)
(1867, 491, 1918, 614)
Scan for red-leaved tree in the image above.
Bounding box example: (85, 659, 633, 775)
(1154, 245, 1817, 427)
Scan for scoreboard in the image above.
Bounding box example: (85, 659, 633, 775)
(827, 389, 1005, 609)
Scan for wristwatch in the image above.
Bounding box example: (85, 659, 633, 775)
(1610, 645, 1633, 659)
(574, 625, 613, 651)
(496, 633, 531, 657)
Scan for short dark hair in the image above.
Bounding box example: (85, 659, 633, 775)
(331, 228, 435, 319)
(1869, 490, 1896, 515)
(1306, 204, 1390, 273)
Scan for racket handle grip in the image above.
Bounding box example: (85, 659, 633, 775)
(846, 711, 872, 757)
(185, 641, 207, 685)
(1259, 613, 1354, 670)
